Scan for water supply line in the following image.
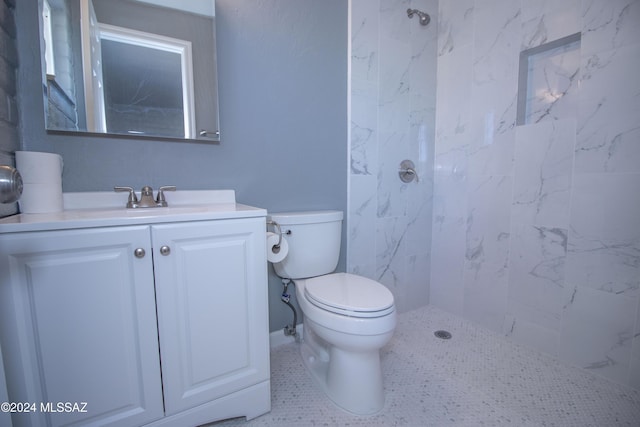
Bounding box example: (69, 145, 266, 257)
(281, 278, 298, 338)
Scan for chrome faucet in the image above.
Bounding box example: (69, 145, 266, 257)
(138, 186, 156, 208)
(114, 185, 176, 208)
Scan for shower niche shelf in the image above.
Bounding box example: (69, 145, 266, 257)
(516, 33, 581, 126)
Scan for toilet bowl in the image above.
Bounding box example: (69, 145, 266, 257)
(268, 211, 396, 415)
(295, 273, 396, 414)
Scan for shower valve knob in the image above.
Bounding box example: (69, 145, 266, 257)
(399, 160, 419, 183)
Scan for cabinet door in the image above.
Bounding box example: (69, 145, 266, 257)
(0, 343, 11, 427)
(152, 218, 269, 415)
(0, 226, 164, 427)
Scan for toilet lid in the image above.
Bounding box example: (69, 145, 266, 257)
(304, 273, 395, 318)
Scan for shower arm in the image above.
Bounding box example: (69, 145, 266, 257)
(407, 8, 431, 26)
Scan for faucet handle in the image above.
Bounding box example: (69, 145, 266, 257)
(398, 160, 419, 183)
(114, 186, 139, 208)
(156, 185, 176, 207)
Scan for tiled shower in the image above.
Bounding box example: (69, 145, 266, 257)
(348, 0, 640, 391)
(348, 0, 437, 314)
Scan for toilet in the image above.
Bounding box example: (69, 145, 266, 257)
(268, 210, 396, 415)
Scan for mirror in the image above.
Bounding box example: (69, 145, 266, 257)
(40, 0, 220, 142)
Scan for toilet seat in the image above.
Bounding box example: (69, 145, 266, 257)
(303, 273, 394, 318)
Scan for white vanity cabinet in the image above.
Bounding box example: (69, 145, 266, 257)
(0, 342, 13, 427)
(151, 219, 270, 416)
(0, 199, 270, 427)
(0, 226, 164, 427)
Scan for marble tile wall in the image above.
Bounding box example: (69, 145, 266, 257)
(349, 0, 437, 313)
(432, 0, 640, 389)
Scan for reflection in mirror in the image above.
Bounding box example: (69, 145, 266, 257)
(40, 0, 220, 142)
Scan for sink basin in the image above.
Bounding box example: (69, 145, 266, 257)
(64, 190, 236, 210)
(0, 190, 266, 233)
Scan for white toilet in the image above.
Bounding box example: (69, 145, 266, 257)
(268, 210, 396, 415)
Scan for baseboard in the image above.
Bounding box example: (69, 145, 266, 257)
(269, 324, 304, 349)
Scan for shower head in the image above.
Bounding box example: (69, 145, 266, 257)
(407, 8, 430, 26)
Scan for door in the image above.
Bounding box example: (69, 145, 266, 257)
(79, 0, 106, 132)
(151, 218, 269, 415)
(0, 226, 163, 427)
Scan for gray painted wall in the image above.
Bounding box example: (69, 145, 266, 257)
(15, 0, 348, 333)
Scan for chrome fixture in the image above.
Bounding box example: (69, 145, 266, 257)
(267, 220, 298, 339)
(280, 278, 298, 338)
(199, 129, 221, 139)
(407, 8, 431, 26)
(114, 185, 176, 208)
(267, 219, 285, 251)
(154, 186, 177, 207)
(399, 160, 419, 183)
(434, 330, 452, 339)
(0, 165, 23, 204)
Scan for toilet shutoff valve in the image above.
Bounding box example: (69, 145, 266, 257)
(281, 292, 291, 303)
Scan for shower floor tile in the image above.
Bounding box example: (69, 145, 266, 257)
(210, 306, 640, 426)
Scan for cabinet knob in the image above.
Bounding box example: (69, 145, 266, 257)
(160, 246, 171, 256)
(134, 248, 146, 258)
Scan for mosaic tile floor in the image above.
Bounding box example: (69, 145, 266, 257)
(210, 306, 640, 426)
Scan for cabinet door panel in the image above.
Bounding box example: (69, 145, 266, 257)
(152, 218, 269, 415)
(0, 227, 163, 427)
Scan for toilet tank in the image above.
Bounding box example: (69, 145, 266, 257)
(268, 210, 343, 279)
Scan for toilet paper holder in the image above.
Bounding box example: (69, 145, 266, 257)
(267, 220, 283, 249)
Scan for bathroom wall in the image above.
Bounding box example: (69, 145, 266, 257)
(14, 0, 348, 333)
(0, 0, 19, 218)
(432, 0, 640, 389)
(348, 0, 437, 313)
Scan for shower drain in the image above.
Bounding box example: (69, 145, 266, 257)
(434, 330, 452, 340)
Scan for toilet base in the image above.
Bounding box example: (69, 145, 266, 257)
(300, 325, 385, 415)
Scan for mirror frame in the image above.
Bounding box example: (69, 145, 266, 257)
(40, 0, 220, 143)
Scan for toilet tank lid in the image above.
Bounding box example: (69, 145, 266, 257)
(268, 210, 343, 225)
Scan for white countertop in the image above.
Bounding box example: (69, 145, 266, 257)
(0, 190, 267, 233)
